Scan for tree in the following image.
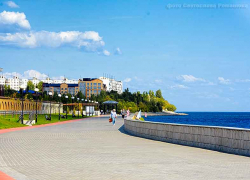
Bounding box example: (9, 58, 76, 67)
(156, 89, 163, 99)
(27, 80, 35, 91)
(37, 81, 43, 92)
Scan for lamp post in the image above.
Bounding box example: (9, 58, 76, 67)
(81, 99, 84, 117)
(20, 85, 25, 124)
(71, 96, 75, 117)
(58, 94, 61, 120)
(49, 92, 53, 120)
(89, 100, 91, 116)
(85, 99, 87, 116)
(65, 95, 68, 119)
(92, 101, 94, 116)
(35, 88, 39, 123)
(77, 98, 80, 118)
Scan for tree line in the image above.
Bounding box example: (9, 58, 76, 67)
(3, 81, 177, 112)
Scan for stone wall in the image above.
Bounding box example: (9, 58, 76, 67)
(124, 119, 250, 157)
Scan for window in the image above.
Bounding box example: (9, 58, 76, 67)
(98, 83, 101, 86)
(94, 83, 97, 86)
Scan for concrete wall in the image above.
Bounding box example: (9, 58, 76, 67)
(124, 119, 250, 157)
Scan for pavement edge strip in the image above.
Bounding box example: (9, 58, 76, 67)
(0, 171, 14, 180)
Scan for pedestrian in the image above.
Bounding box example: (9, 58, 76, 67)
(126, 108, 130, 118)
(122, 109, 125, 119)
(111, 109, 117, 125)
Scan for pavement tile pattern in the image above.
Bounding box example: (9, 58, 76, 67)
(0, 116, 250, 180)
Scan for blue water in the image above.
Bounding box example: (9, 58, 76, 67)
(143, 112, 250, 129)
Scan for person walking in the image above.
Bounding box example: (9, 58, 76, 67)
(122, 109, 125, 119)
(126, 108, 130, 118)
(111, 109, 117, 125)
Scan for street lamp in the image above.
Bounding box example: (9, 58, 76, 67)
(71, 96, 75, 117)
(58, 94, 61, 120)
(49, 92, 53, 120)
(81, 99, 84, 117)
(85, 99, 87, 116)
(91, 101, 94, 116)
(77, 98, 80, 118)
(34, 88, 39, 123)
(20, 84, 25, 124)
(65, 95, 68, 119)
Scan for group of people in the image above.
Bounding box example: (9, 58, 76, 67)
(109, 108, 130, 126)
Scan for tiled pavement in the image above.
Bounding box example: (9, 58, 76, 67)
(0, 116, 250, 180)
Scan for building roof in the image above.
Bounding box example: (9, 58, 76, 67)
(43, 83, 78, 87)
(81, 78, 97, 81)
(103, 100, 118, 104)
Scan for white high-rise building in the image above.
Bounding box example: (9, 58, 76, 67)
(99, 77, 123, 94)
(6, 76, 20, 91)
(0, 75, 5, 85)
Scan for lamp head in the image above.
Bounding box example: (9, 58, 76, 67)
(35, 88, 39, 92)
(65, 95, 68, 99)
(49, 92, 53, 96)
(58, 94, 61, 97)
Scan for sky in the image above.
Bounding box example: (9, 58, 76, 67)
(0, 0, 250, 112)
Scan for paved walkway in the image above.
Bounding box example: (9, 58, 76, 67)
(0, 116, 250, 180)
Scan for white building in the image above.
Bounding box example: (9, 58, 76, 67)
(99, 77, 123, 94)
(0, 75, 5, 85)
(6, 76, 20, 91)
(41, 77, 78, 84)
(31, 77, 40, 87)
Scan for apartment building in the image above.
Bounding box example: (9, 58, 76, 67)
(43, 83, 79, 96)
(78, 78, 103, 98)
(0, 76, 5, 86)
(5, 76, 21, 91)
(99, 77, 123, 94)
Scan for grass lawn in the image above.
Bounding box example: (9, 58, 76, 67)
(0, 113, 90, 129)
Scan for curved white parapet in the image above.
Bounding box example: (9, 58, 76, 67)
(124, 118, 250, 157)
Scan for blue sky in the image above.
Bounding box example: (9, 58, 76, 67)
(0, 0, 250, 112)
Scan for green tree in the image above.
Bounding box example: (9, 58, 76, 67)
(27, 80, 35, 91)
(156, 89, 163, 99)
(37, 81, 43, 92)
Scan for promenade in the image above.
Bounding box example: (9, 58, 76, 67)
(0, 116, 250, 180)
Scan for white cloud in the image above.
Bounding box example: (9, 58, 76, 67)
(114, 47, 122, 55)
(218, 77, 231, 85)
(155, 79, 162, 83)
(170, 84, 189, 89)
(196, 93, 219, 99)
(3, 70, 48, 79)
(124, 78, 131, 83)
(3, 72, 22, 78)
(236, 79, 250, 83)
(0, 31, 107, 53)
(0, 11, 30, 30)
(23, 70, 48, 79)
(102, 50, 110, 56)
(6, 1, 19, 8)
(178, 75, 205, 82)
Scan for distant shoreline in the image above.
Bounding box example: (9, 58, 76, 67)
(140, 111, 188, 116)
